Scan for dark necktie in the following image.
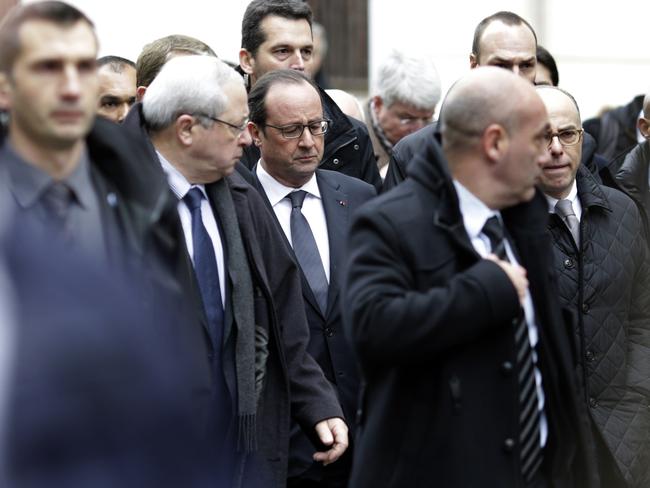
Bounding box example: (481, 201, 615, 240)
(287, 190, 329, 314)
(42, 181, 74, 237)
(183, 188, 225, 351)
(555, 199, 580, 247)
(481, 215, 543, 483)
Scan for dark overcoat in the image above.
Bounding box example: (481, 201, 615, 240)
(343, 135, 597, 488)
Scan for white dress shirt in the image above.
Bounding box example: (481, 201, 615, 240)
(453, 180, 547, 448)
(256, 162, 330, 282)
(544, 180, 582, 222)
(158, 152, 226, 306)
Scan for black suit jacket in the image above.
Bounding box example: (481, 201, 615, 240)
(343, 136, 598, 488)
(251, 167, 376, 480)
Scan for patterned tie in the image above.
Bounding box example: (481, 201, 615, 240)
(183, 188, 225, 351)
(481, 216, 543, 483)
(555, 199, 580, 247)
(286, 190, 329, 314)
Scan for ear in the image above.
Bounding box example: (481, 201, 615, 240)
(136, 85, 147, 102)
(0, 73, 12, 110)
(248, 121, 263, 146)
(372, 95, 384, 113)
(638, 117, 650, 139)
(175, 114, 196, 147)
(482, 123, 508, 162)
(239, 48, 255, 76)
(469, 53, 479, 69)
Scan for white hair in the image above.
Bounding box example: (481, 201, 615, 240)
(375, 51, 441, 111)
(143, 55, 244, 131)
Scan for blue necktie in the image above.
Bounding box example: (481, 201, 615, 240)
(183, 188, 225, 351)
(287, 190, 329, 314)
(482, 216, 543, 483)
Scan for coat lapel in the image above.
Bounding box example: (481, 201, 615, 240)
(317, 170, 347, 319)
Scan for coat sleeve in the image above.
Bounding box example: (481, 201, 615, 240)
(625, 201, 650, 399)
(343, 204, 521, 367)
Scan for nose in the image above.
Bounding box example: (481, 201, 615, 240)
(116, 103, 129, 123)
(238, 126, 253, 147)
(549, 135, 564, 156)
(61, 65, 81, 100)
(290, 51, 305, 71)
(297, 126, 315, 147)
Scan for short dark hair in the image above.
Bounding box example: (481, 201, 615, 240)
(249, 69, 319, 127)
(97, 55, 135, 72)
(0, 1, 95, 73)
(471, 11, 537, 60)
(241, 0, 313, 56)
(535, 45, 559, 86)
(136, 35, 216, 88)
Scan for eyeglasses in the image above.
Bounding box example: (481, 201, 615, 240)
(543, 128, 583, 148)
(398, 116, 433, 127)
(196, 114, 249, 136)
(265, 119, 331, 139)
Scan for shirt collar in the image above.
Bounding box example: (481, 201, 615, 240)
(2, 142, 93, 209)
(453, 179, 500, 240)
(544, 179, 578, 213)
(157, 151, 208, 200)
(256, 160, 321, 207)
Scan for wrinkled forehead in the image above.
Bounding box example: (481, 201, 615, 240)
(479, 21, 536, 61)
(259, 15, 313, 48)
(17, 19, 98, 63)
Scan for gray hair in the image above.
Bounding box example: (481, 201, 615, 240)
(143, 55, 244, 132)
(375, 51, 441, 111)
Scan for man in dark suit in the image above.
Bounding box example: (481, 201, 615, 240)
(142, 54, 347, 488)
(343, 67, 597, 488)
(246, 69, 376, 487)
(237, 0, 381, 192)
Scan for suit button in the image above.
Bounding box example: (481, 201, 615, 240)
(325, 327, 335, 337)
(589, 397, 599, 408)
(337, 371, 345, 377)
(500, 361, 514, 376)
(586, 350, 595, 362)
(564, 258, 575, 269)
(353, 144, 360, 150)
(503, 438, 515, 452)
(333, 158, 340, 165)
(582, 303, 589, 313)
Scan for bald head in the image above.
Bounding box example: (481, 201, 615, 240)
(441, 67, 550, 209)
(441, 67, 541, 152)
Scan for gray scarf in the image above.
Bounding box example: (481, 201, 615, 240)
(211, 179, 261, 452)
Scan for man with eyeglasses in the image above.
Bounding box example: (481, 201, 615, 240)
(537, 85, 650, 488)
(247, 69, 376, 488)
(237, 0, 382, 193)
(364, 51, 441, 180)
(142, 56, 346, 488)
(383, 11, 539, 191)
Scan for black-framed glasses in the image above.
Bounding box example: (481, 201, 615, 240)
(196, 114, 249, 136)
(543, 128, 583, 148)
(265, 119, 331, 139)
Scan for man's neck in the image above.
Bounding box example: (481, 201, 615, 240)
(8, 129, 84, 181)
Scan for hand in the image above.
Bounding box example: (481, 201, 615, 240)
(312, 418, 348, 465)
(485, 254, 528, 305)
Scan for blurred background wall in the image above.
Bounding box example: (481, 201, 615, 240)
(16, 0, 650, 119)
